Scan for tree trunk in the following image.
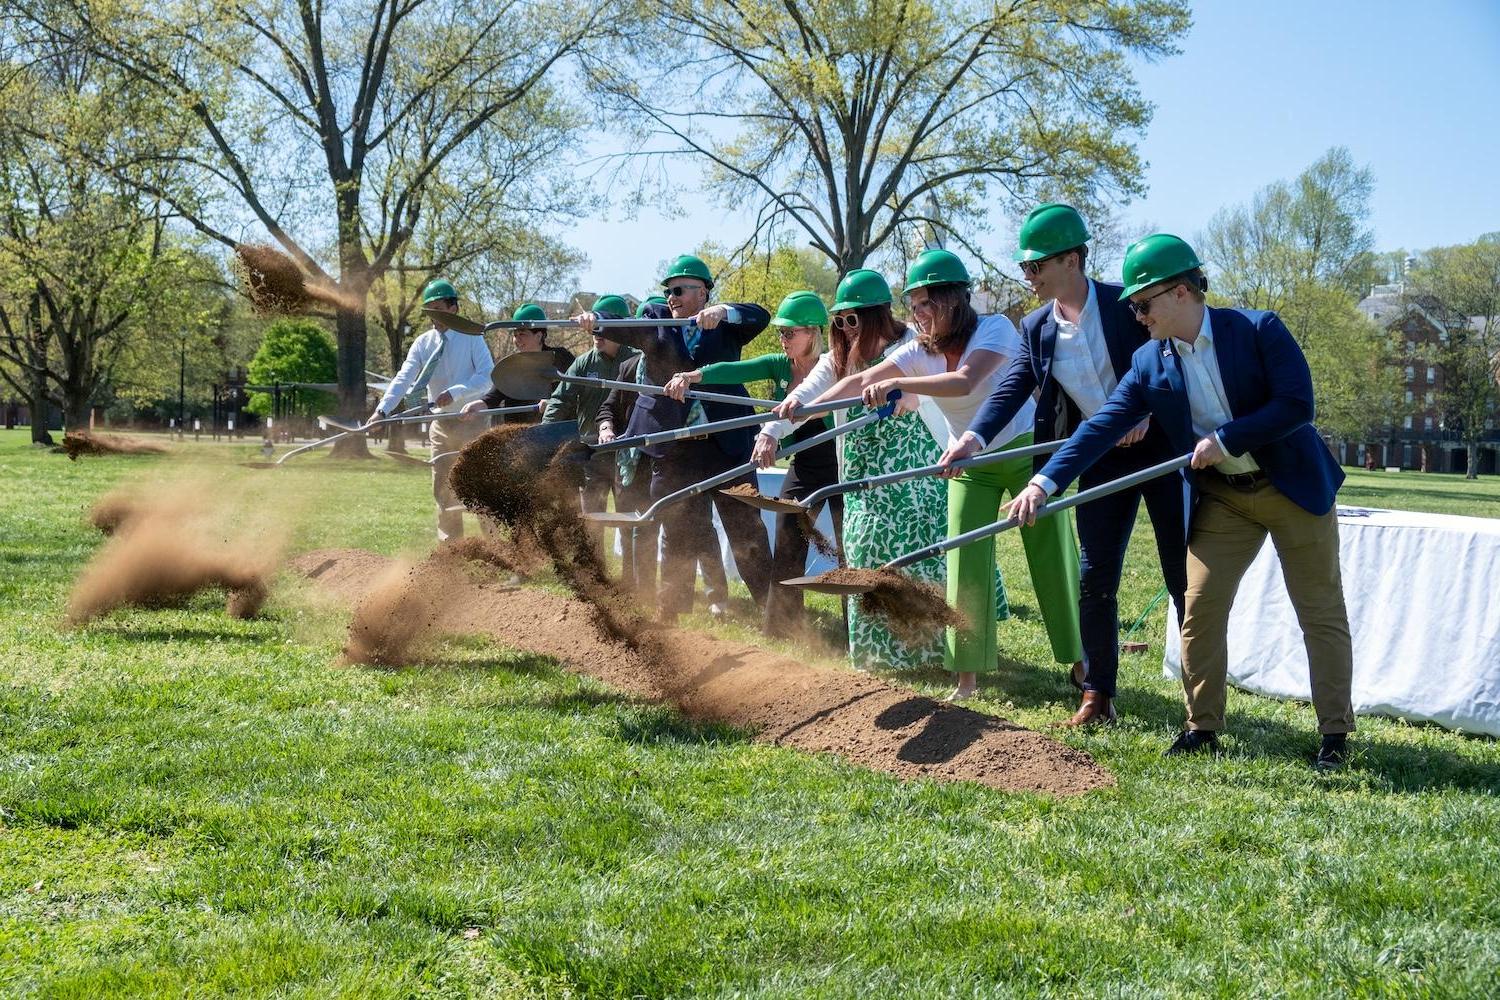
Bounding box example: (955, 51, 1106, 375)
(26, 364, 53, 446)
(330, 302, 371, 458)
(1467, 439, 1480, 480)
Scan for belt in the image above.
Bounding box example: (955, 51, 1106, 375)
(1208, 467, 1270, 491)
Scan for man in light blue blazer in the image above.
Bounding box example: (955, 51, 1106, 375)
(1007, 234, 1355, 770)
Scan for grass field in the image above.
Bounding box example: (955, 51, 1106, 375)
(2, 428, 1497, 998)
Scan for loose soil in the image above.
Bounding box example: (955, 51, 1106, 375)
(233, 243, 361, 315)
(719, 484, 841, 560)
(59, 432, 170, 461)
(69, 486, 275, 624)
(811, 568, 967, 646)
(296, 547, 1112, 795)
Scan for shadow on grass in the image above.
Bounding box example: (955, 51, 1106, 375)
(874, 695, 1025, 765)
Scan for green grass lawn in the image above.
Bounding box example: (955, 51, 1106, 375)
(2, 428, 1497, 998)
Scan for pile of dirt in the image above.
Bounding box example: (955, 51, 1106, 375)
(810, 568, 966, 646)
(233, 243, 361, 315)
(59, 432, 169, 461)
(68, 485, 277, 624)
(296, 548, 1112, 796)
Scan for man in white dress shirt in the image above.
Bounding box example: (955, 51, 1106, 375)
(371, 279, 496, 541)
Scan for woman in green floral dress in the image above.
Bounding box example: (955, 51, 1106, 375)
(768, 270, 1006, 671)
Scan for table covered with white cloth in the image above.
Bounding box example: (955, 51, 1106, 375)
(1163, 505, 1500, 737)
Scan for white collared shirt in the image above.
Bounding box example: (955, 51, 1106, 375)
(377, 325, 496, 415)
(886, 314, 1036, 452)
(1049, 279, 1117, 420)
(1172, 309, 1260, 475)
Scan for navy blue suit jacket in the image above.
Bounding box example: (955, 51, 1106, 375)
(967, 280, 1168, 468)
(1037, 307, 1345, 516)
(603, 302, 770, 460)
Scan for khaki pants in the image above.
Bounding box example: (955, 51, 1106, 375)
(1181, 474, 1355, 735)
(430, 417, 487, 542)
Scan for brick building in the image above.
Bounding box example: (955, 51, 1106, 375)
(1348, 284, 1499, 475)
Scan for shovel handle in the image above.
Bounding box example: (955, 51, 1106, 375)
(885, 454, 1192, 570)
(276, 401, 435, 464)
(485, 317, 694, 330)
(556, 372, 781, 410)
(802, 438, 1064, 508)
(591, 390, 865, 453)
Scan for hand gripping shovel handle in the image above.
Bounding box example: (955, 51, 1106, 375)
(592, 390, 866, 454)
(599, 393, 903, 525)
(800, 438, 1065, 509)
(885, 453, 1193, 570)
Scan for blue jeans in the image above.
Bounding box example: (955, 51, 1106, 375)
(1075, 445, 1189, 697)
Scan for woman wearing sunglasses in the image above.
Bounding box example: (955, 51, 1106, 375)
(664, 290, 840, 639)
(763, 269, 989, 673)
(791, 250, 1083, 702)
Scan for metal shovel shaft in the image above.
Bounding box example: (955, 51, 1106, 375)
(799, 439, 1065, 510)
(593, 393, 865, 454)
(275, 402, 434, 464)
(885, 454, 1193, 570)
(485, 317, 695, 330)
(555, 373, 781, 410)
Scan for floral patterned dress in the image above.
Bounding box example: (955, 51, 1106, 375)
(841, 403, 1009, 671)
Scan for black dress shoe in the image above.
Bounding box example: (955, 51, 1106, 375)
(1314, 734, 1348, 771)
(1164, 729, 1219, 756)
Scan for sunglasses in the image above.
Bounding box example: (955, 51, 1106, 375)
(831, 313, 861, 331)
(665, 284, 704, 298)
(1127, 285, 1176, 317)
(1018, 254, 1060, 277)
(776, 327, 813, 338)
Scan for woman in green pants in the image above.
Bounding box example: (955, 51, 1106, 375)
(804, 249, 1083, 701)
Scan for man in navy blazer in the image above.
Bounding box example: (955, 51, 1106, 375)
(1007, 234, 1355, 769)
(944, 204, 1188, 727)
(576, 255, 773, 623)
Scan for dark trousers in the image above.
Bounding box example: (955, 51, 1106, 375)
(613, 456, 659, 603)
(764, 431, 843, 638)
(1076, 445, 1190, 697)
(652, 437, 772, 617)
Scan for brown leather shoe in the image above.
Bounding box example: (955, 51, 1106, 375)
(1054, 690, 1117, 728)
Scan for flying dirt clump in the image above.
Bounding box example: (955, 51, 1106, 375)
(233, 242, 362, 315)
(67, 517, 272, 624)
(809, 568, 966, 646)
(719, 483, 841, 559)
(341, 535, 543, 666)
(59, 432, 170, 461)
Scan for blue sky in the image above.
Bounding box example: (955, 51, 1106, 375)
(566, 0, 1500, 298)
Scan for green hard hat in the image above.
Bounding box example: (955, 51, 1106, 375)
(592, 294, 629, 319)
(661, 254, 714, 290)
(512, 302, 547, 322)
(635, 295, 667, 317)
(831, 269, 892, 312)
(904, 248, 970, 293)
(770, 290, 828, 329)
(422, 278, 458, 303)
(1119, 234, 1204, 299)
(1014, 203, 1090, 262)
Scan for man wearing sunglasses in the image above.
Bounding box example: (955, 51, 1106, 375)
(1004, 234, 1355, 770)
(942, 204, 1188, 728)
(575, 255, 773, 624)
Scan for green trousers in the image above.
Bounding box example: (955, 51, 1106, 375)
(946, 432, 1083, 671)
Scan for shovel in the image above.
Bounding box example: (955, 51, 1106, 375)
(727, 439, 1066, 515)
(423, 307, 694, 335)
(416, 309, 490, 336)
(780, 454, 1193, 594)
(587, 385, 865, 455)
(583, 392, 906, 528)
(316, 405, 536, 433)
(274, 404, 539, 465)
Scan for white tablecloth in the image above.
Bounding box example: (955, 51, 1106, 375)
(1164, 506, 1500, 737)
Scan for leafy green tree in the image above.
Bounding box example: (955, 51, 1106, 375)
(1197, 148, 1402, 441)
(693, 241, 841, 381)
(24, 0, 608, 452)
(245, 319, 337, 417)
(592, 0, 1188, 275)
(1407, 235, 1500, 479)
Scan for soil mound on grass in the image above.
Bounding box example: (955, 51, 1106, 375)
(59, 432, 170, 460)
(296, 548, 1113, 796)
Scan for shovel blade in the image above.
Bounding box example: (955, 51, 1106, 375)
(422, 308, 486, 335)
(719, 487, 807, 515)
(778, 573, 875, 596)
(490, 351, 561, 401)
